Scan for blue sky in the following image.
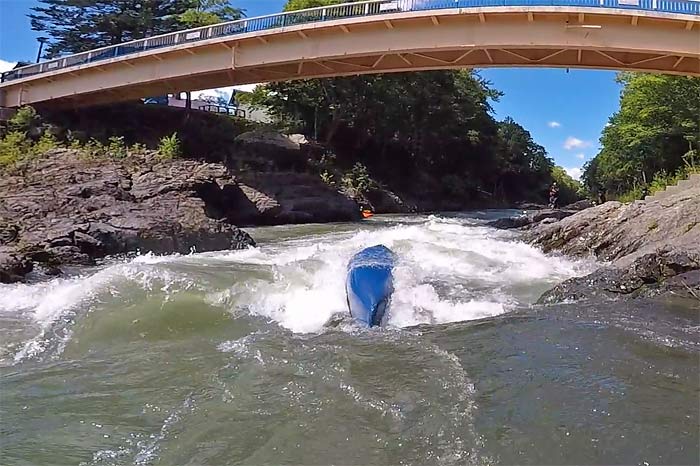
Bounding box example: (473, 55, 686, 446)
(0, 0, 622, 178)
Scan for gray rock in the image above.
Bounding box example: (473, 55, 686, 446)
(527, 188, 700, 266)
(488, 209, 578, 230)
(533, 179, 700, 303)
(0, 150, 256, 283)
(539, 250, 700, 304)
(0, 250, 33, 283)
(563, 199, 594, 211)
(231, 172, 361, 225)
(234, 130, 307, 171)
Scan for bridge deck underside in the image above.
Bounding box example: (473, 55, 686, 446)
(3, 9, 699, 108)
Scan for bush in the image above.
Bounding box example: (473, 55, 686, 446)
(341, 162, 374, 195)
(107, 136, 127, 158)
(33, 132, 60, 154)
(8, 106, 40, 133)
(320, 170, 335, 186)
(0, 131, 31, 169)
(617, 186, 644, 203)
(129, 142, 148, 155)
(158, 132, 182, 159)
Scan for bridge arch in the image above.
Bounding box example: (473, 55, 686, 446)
(1, 0, 699, 107)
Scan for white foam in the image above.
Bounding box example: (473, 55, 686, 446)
(0, 258, 201, 363)
(203, 216, 594, 332)
(2, 213, 597, 360)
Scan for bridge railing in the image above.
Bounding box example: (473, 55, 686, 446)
(2, 0, 699, 84)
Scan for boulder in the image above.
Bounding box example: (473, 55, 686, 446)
(488, 209, 578, 230)
(527, 190, 700, 266)
(539, 250, 700, 304)
(0, 150, 256, 283)
(532, 179, 700, 303)
(234, 130, 307, 171)
(563, 199, 594, 211)
(232, 172, 362, 225)
(0, 250, 33, 283)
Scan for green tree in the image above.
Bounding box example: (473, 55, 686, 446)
(178, 0, 244, 28)
(584, 74, 700, 199)
(494, 117, 554, 201)
(283, 0, 350, 11)
(30, 0, 193, 57)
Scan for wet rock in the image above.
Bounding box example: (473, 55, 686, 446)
(539, 250, 700, 304)
(231, 172, 361, 225)
(0, 150, 256, 283)
(515, 202, 547, 210)
(0, 250, 33, 283)
(365, 187, 413, 214)
(488, 209, 578, 230)
(563, 199, 594, 211)
(535, 178, 700, 304)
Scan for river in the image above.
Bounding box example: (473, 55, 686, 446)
(1, 211, 698, 465)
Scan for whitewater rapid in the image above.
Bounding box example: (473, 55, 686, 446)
(0, 213, 594, 365)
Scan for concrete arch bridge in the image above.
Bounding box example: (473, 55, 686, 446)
(0, 0, 699, 108)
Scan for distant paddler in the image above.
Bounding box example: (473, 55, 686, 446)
(359, 203, 374, 219)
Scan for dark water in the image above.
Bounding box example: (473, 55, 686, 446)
(1, 212, 698, 465)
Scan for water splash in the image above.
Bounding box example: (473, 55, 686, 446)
(0, 213, 595, 362)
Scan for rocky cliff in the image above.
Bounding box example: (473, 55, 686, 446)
(527, 176, 700, 302)
(0, 149, 360, 283)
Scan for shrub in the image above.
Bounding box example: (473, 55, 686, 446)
(8, 106, 40, 133)
(33, 132, 60, 155)
(341, 162, 374, 195)
(158, 132, 182, 159)
(82, 138, 107, 158)
(129, 142, 148, 155)
(320, 170, 335, 186)
(617, 186, 644, 203)
(0, 131, 31, 169)
(107, 136, 127, 158)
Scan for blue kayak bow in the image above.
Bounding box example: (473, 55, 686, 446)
(345, 245, 395, 327)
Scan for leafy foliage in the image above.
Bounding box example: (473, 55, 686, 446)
(247, 66, 562, 204)
(29, 0, 241, 58)
(341, 162, 374, 195)
(551, 166, 585, 205)
(34, 132, 61, 154)
(583, 74, 700, 200)
(178, 0, 244, 27)
(8, 106, 40, 133)
(0, 132, 31, 169)
(107, 136, 128, 158)
(158, 133, 183, 159)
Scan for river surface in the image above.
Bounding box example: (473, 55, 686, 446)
(1, 211, 698, 465)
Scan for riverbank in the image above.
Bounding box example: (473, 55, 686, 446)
(0, 103, 540, 283)
(0, 148, 368, 283)
(508, 177, 700, 302)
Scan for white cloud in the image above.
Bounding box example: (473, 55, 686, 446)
(575, 153, 585, 160)
(564, 137, 592, 150)
(565, 167, 583, 181)
(0, 59, 17, 72)
(548, 121, 561, 128)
